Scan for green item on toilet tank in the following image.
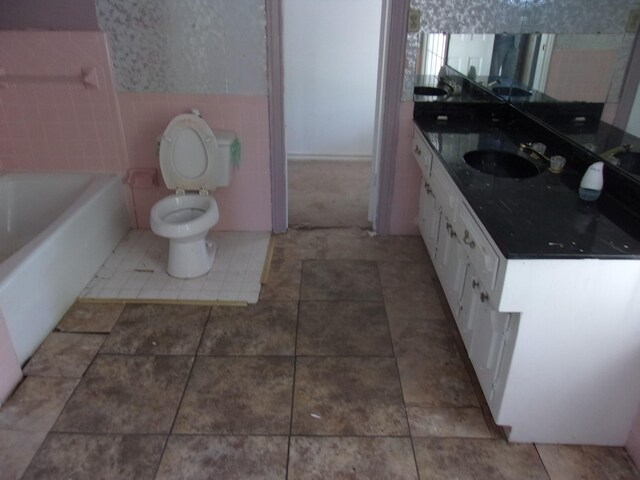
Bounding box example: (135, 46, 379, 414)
(230, 138, 241, 168)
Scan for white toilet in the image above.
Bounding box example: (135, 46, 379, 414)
(150, 109, 236, 278)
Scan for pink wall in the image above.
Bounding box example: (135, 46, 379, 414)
(0, 31, 127, 173)
(628, 405, 640, 468)
(0, 31, 272, 232)
(545, 48, 617, 102)
(0, 308, 22, 405)
(389, 101, 420, 235)
(118, 93, 272, 231)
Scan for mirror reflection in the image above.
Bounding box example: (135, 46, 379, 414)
(417, 33, 622, 104)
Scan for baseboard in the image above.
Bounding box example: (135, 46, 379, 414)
(287, 154, 372, 162)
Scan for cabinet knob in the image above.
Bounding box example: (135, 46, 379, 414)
(481, 292, 489, 303)
(463, 230, 476, 248)
(472, 279, 480, 289)
(414, 145, 421, 155)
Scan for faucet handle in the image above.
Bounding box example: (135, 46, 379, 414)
(530, 142, 547, 155)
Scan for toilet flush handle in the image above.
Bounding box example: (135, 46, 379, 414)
(191, 108, 202, 118)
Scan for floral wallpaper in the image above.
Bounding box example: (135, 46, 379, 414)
(96, 0, 268, 94)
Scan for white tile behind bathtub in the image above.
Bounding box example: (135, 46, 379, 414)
(80, 230, 270, 303)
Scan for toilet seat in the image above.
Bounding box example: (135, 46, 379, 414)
(150, 194, 219, 239)
(159, 113, 221, 193)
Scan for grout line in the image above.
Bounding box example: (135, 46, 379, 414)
(285, 269, 303, 480)
(377, 262, 423, 480)
(150, 304, 212, 478)
(533, 444, 553, 480)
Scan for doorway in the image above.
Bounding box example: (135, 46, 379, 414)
(282, 0, 383, 229)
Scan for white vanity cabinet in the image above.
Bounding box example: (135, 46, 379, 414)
(413, 126, 510, 406)
(411, 124, 640, 446)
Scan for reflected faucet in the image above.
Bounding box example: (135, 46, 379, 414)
(520, 142, 550, 163)
(599, 144, 632, 166)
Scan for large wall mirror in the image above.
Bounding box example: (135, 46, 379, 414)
(418, 32, 623, 105)
(412, 0, 640, 182)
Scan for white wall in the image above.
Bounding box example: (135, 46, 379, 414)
(283, 0, 382, 159)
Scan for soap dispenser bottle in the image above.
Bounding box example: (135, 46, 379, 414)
(579, 161, 604, 201)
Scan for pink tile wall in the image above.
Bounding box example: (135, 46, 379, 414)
(545, 49, 617, 102)
(118, 93, 271, 231)
(0, 308, 22, 405)
(390, 101, 420, 235)
(628, 405, 640, 469)
(0, 31, 127, 173)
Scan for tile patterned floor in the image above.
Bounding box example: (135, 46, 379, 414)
(80, 230, 270, 303)
(1, 228, 639, 479)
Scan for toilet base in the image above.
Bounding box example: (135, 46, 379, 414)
(167, 236, 217, 279)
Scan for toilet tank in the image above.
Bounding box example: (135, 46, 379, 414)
(212, 129, 237, 188)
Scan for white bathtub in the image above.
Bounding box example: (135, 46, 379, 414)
(0, 172, 129, 364)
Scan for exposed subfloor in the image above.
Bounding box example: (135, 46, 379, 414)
(287, 159, 371, 228)
(80, 230, 271, 303)
(1, 228, 639, 479)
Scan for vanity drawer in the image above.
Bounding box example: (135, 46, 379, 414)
(412, 128, 432, 176)
(458, 203, 500, 290)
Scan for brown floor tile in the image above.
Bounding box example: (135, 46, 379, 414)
(53, 355, 193, 434)
(199, 302, 297, 356)
(414, 438, 550, 480)
(389, 316, 459, 362)
(56, 302, 124, 333)
(377, 260, 437, 289)
(297, 301, 392, 356)
(407, 406, 493, 438)
(536, 444, 640, 480)
(273, 229, 322, 250)
(260, 269, 301, 301)
(0, 377, 79, 432)
(317, 236, 368, 260)
(174, 357, 294, 434)
(270, 246, 317, 272)
(22, 433, 166, 480)
(0, 430, 47, 480)
(363, 236, 429, 262)
(156, 435, 288, 480)
(23, 332, 106, 378)
(288, 436, 418, 480)
(292, 357, 408, 436)
(100, 304, 209, 355)
(396, 351, 479, 408)
(300, 260, 382, 301)
(384, 284, 446, 320)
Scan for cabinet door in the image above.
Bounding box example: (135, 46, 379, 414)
(457, 264, 481, 350)
(434, 215, 467, 315)
(418, 176, 440, 258)
(469, 291, 510, 403)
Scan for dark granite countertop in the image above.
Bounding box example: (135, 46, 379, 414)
(415, 117, 640, 260)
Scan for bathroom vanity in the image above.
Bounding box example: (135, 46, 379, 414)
(412, 101, 640, 445)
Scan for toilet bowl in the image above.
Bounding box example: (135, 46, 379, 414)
(150, 109, 235, 278)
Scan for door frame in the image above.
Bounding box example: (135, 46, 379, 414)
(266, 0, 409, 234)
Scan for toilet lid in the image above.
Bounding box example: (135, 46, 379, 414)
(159, 113, 221, 191)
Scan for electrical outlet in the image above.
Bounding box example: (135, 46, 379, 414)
(626, 8, 640, 33)
(407, 9, 421, 33)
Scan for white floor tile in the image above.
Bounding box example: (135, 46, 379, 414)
(80, 230, 270, 304)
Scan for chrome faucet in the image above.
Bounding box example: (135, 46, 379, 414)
(520, 142, 550, 163)
(600, 144, 632, 166)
